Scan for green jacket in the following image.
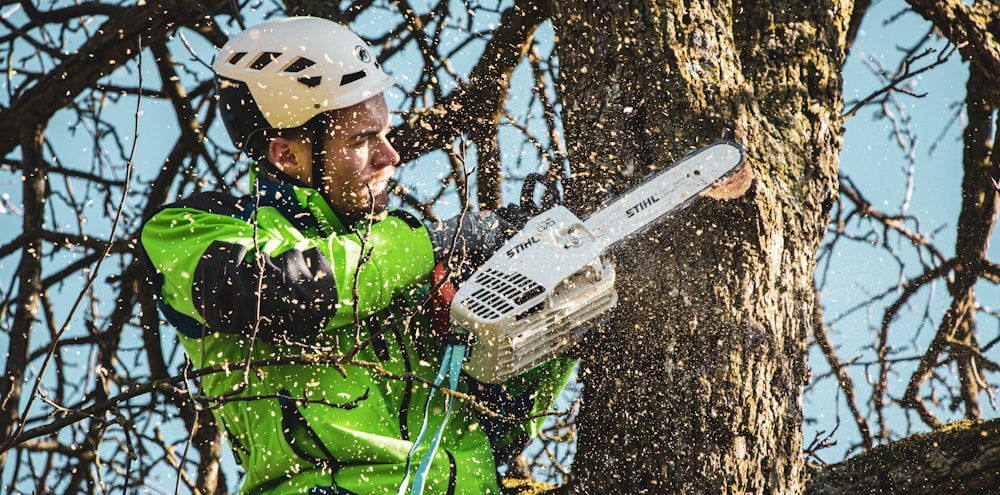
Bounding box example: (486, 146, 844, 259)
(140, 175, 575, 495)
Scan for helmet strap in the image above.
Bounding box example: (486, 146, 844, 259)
(259, 160, 310, 190)
(310, 124, 327, 199)
(307, 116, 355, 228)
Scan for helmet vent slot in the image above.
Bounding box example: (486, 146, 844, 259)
(227, 52, 247, 65)
(249, 52, 281, 70)
(297, 76, 322, 88)
(284, 57, 316, 74)
(340, 70, 366, 86)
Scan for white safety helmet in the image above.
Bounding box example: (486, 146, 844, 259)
(214, 16, 396, 152)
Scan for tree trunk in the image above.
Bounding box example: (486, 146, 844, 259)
(550, 1, 847, 493)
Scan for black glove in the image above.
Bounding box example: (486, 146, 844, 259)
(427, 211, 512, 281)
(495, 173, 562, 232)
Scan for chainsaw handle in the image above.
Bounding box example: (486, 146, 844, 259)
(496, 173, 563, 233)
(520, 173, 561, 213)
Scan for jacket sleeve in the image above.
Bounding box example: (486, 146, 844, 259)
(140, 195, 435, 342)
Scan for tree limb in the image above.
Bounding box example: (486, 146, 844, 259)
(807, 418, 1000, 495)
(906, 0, 1000, 82)
(391, 0, 550, 164)
(0, 0, 228, 158)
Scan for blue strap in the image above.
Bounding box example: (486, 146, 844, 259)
(398, 341, 465, 495)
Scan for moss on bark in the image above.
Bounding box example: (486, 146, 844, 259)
(807, 419, 1000, 495)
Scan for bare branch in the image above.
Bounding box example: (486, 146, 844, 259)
(906, 0, 1000, 82)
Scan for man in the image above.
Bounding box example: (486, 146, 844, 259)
(140, 16, 575, 495)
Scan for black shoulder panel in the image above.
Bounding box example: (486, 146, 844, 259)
(387, 209, 424, 230)
(191, 240, 338, 343)
(167, 191, 249, 218)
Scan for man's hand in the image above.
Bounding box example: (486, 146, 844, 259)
(427, 211, 512, 282)
(426, 211, 513, 338)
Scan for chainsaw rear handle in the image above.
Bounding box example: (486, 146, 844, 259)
(497, 172, 563, 232)
(519, 173, 562, 213)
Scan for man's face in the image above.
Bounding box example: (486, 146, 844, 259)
(314, 95, 400, 222)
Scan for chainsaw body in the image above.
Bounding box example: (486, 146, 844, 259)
(451, 206, 617, 383)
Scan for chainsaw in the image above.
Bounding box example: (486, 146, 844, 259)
(399, 141, 747, 495)
(451, 141, 746, 383)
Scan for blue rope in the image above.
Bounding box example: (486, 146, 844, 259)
(398, 341, 465, 495)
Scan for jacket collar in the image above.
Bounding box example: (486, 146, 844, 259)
(252, 168, 348, 236)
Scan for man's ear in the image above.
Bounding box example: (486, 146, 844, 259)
(267, 136, 312, 187)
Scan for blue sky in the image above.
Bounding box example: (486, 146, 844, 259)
(808, 0, 999, 461)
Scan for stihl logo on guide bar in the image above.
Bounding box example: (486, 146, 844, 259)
(626, 194, 660, 218)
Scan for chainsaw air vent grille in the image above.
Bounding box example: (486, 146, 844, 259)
(462, 268, 545, 321)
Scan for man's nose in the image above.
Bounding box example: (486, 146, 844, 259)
(374, 136, 400, 168)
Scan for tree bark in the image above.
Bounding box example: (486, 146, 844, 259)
(807, 418, 1000, 495)
(550, 1, 847, 493)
